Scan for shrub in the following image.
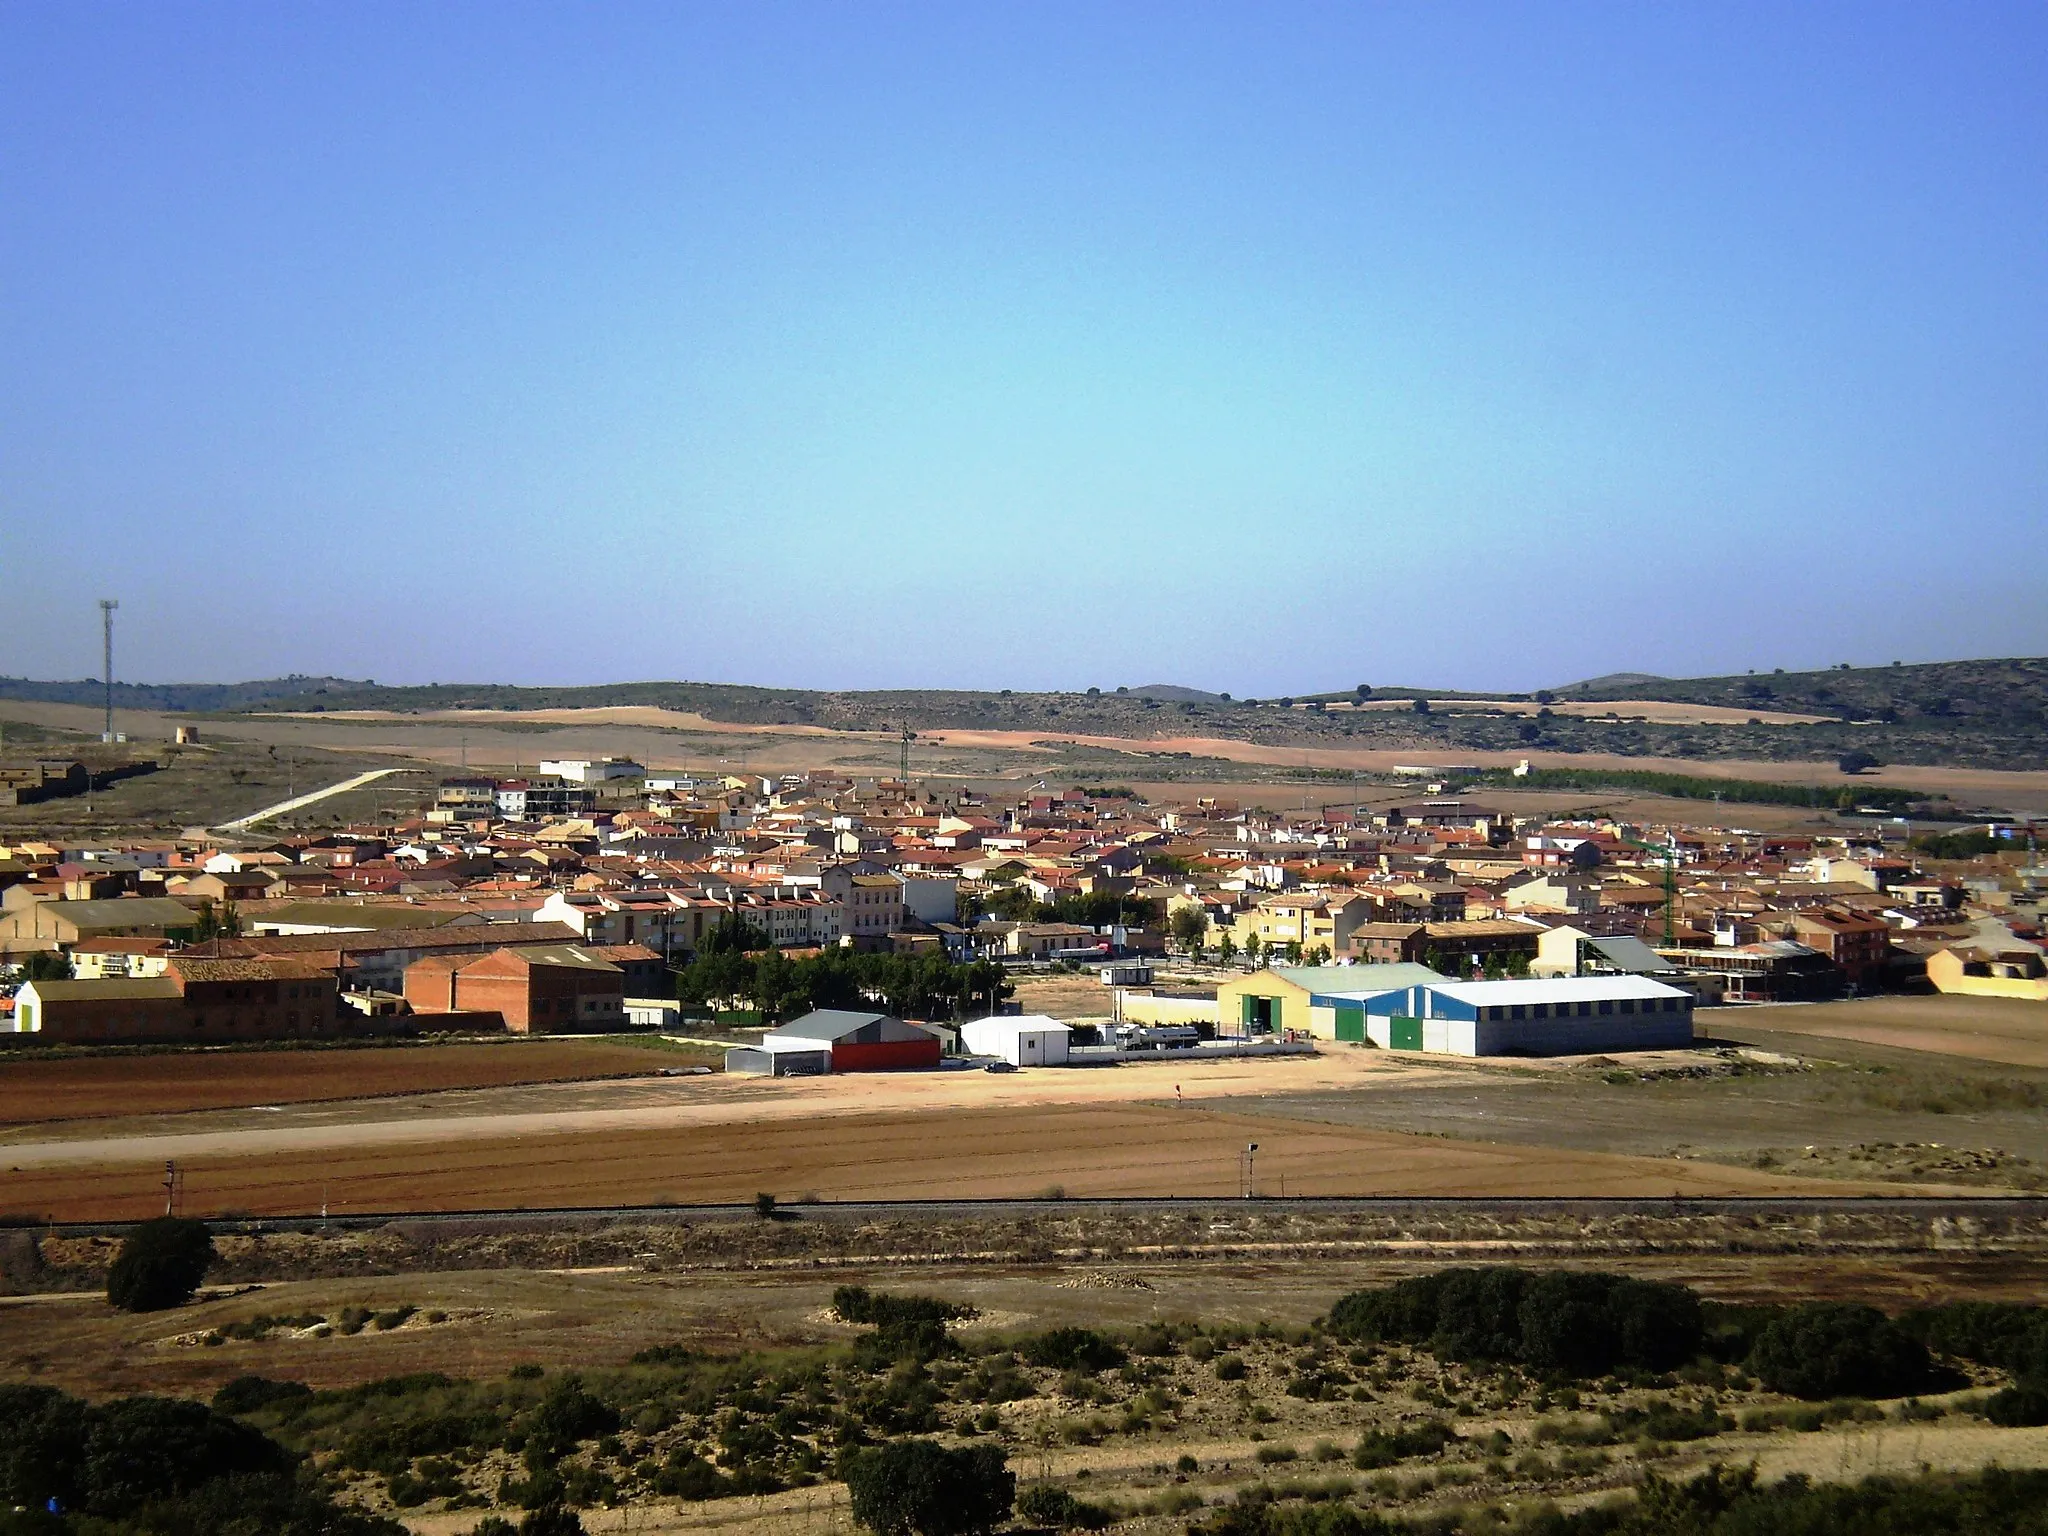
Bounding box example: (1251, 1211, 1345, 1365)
(1214, 1354, 1248, 1381)
(0, 1385, 307, 1521)
(523, 1381, 620, 1458)
(1017, 1483, 1115, 1529)
(1019, 1328, 1125, 1373)
(212, 1375, 313, 1416)
(517, 1505, 586, 1536)
(843, 1439, 1014, 1536)
(105, 1217, 215, 1312)
(1352, 1420, 1455, 1469)
(1749, 1302, 1932, 1400)
(833, 1286, 974, 1327)
(1327, 1267, 1702, 1378)
(1986, 1382, 2048, 1427)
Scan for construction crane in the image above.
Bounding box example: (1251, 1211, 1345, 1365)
(1613, 829, 1682, 947)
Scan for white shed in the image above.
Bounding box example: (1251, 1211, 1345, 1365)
(961, 1013, 1071, 1067)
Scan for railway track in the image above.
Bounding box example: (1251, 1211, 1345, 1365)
(31, 1191, 2048, 1240)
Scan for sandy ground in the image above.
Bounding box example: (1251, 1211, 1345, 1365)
(1718, 996, 2048, 1069)
(0, 1050, 1925, 1220)
(0, 1039, 680, 1125)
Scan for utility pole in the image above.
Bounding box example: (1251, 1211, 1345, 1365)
(98, 598, 118, 741)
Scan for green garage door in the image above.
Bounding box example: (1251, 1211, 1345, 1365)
(1389, 1015, 1424, 1051)
(1333, 1003, 1365, 1042)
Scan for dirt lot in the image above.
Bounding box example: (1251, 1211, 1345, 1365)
(1719, 996, 2048, 1069)
(0, 1039, 696, 1126)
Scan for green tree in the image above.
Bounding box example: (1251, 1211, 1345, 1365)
(1302, 944, 1331, 967)
(1168, 905, 1209, 954)
(983, 885, 1042, 922)
(1217, 933, 1238, 966)
(19, 951, 73, 982)
(1749, 1302, 1931, 1400)
(1838, 749, 1881, 775)
(107, 1217, 215, 1312)
(700, 911, 768, 955)
(843, 1439, 1013, 1536)
(1244, 933, 1264, 966)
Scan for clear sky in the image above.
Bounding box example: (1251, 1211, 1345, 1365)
(3, 3, 2044, 695)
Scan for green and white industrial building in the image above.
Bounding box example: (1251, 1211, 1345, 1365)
(1309, 974, 1694, 1056)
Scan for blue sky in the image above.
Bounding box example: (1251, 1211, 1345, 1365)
(3, 3, 2044, 694)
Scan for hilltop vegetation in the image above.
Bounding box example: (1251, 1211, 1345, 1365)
(5, 656, 2045, 770)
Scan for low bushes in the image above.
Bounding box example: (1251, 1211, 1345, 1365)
(1327, 1267, 1703, 1377)
(1016, 1484, 1116, 1530)
(1019, 1327, 1126, 1373)
(1351, 1419, 1455, 1469)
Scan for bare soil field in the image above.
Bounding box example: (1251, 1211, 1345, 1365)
(0, 1095, 1913, 1222)
(1716, 996, 2048, 1069)
(0, 1039, 681, 1126)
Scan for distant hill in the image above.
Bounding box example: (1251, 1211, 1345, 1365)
(0, 675, 372, 712)
(1561, 672, 1670, 693)
(4, 657, 2045, 772)
(1125, 684, 1230, 703)
(1554, 657, 2048, 730)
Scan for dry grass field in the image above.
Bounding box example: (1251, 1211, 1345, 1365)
(12, 1249, 2048, 1536)
(0, 1039, 686, 1126)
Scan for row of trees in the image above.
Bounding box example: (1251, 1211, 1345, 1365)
(1329, 1266, 1985, 1403)
(1165, 905, 1332, 968)
(963, 888, 1160, 928)
(673, 920, 1010, 1023)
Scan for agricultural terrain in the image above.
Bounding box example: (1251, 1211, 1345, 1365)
(0, 1037, 702, 1126)
(7, 653, 2048, 773)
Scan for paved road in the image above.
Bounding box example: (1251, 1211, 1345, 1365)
(214, 766, 408, 830)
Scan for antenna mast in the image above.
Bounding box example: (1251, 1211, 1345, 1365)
(98, 598, 119, 741)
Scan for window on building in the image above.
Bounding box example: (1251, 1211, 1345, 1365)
(1598, 1000, 1614, 1016)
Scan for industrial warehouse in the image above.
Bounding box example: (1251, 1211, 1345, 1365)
(723, 1008, 945, 1075)
(1309, 974, 1695, 1056)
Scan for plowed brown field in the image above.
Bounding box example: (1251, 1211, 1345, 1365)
(2, 1101, 1902, 1222)
(0, 1041, 671, 1126)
